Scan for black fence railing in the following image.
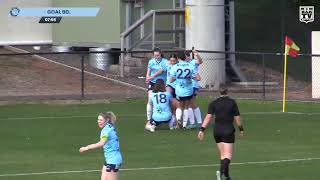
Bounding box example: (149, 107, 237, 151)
(0, 46, 319, 101)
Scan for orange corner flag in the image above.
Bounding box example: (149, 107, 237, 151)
(285, 36, 300, 57)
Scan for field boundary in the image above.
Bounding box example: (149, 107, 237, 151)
(1, 111, 320, 121)
(0, 157, 319, 177)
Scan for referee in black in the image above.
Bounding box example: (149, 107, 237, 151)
(198, 84, 244, 180)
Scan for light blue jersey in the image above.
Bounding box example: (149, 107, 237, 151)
(147, 58, 168, 83)
(170, 61, 196, 97)
(100, 123, 122, 165)
(165, 61, 177, 88)
(188, 59, 200, 89)
(150, 91, 172, 122)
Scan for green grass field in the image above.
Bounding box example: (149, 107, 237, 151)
(0, 98, 320, 180)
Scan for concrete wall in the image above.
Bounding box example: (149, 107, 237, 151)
(52, 0, 176, 47)
(121, 0, 177, 45)
(0, 0, 52, 45)
(52, 0, 120, 47)
(312, 31, 320, 98)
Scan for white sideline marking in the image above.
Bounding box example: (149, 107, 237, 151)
(0, 157, 319, 177)
(1, 111, 320, 121)
(0, 115, 141, 121)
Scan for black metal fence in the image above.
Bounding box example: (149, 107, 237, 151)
(0, 46, 319, 101)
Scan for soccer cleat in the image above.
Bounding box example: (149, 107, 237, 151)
(145, 124, 155, 132)
(169, 124, 177, 130)
(150, 125, 156, 132)
(187, 124, 197, 129)
(176, 120, 182, 129)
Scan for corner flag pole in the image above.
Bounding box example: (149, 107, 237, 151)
(282, 49, 288, 112)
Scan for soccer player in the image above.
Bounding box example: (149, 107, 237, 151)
(145, 79, 175, 132)
(198, 85, 244, 180)
(185, 49, 203, 128)
(170, 51, 200, 129)
(145, 48, 168, 129)
(165, 54, 179, 128)
(79, 112, 122, 180)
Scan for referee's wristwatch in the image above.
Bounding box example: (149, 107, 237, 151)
(199, 127, 205, 132)
(238, 125, 244, 131)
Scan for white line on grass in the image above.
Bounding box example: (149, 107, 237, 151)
(0, 157, 319, 177)
(1, 111, 320, 121)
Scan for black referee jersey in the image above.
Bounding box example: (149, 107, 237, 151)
(207, 96, 240, 142)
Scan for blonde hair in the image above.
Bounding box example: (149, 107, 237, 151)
(99, 111, 117, 124)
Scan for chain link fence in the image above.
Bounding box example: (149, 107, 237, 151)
(1, 0, 319, 101)
(0, 46, 319, 102)
(0, 46, 146, 101)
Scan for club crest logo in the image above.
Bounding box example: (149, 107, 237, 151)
(299, 6, 314, 24)
(10, 7, 20, 17)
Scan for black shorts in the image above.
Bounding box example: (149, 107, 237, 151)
(214, 133, 235, 143)
(193, 88, 199, 96)
(103, 163, 121, 172)
(147, 82, 155, 91)
(176, 95, 193, 101)
(166, 85, 176, 98)
(150, 119, 171, 126)
(214, 126, 235, 143)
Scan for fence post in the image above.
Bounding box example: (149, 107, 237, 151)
(81, 55, 85, 99)
(152, 11, 156, 50)
(120, 37, 125, 77)
(262, 53, 266, 100)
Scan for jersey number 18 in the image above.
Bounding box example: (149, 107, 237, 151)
(154, 94, 167, 104)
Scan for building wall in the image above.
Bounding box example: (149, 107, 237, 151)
(0, 0, 52, 45)
(121, 0, 178, 46)
(52, 0, 120, 47)
(52, 0, 177, 47)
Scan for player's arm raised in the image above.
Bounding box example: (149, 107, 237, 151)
(193, 49, 203, 65)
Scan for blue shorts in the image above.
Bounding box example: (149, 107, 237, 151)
(193, 87, 199, 96)
(176, 95, 193, 101)
(104, 163, 121, 172)
(166, 85, 176, 98)
(150, 119, 171, 126)
(147, 82, 155, 91)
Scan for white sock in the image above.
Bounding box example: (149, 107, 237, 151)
(188, 108, 195, 125)
(176, 108, 182, 121)
(194, 107, 202, 124)
(183, 109, 189, 128)
(169, 115, 176, 128)
(146, 103, 152, 121)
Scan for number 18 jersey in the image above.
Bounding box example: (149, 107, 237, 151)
(150, 91, 172, 122)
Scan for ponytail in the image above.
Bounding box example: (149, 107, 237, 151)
(99, 111, 117, 124)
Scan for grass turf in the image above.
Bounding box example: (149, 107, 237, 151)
(0, 98, 320, 180)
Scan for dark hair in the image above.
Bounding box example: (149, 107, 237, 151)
(153, 47, 162, 54)
(153, 47, 164, 58)
(184, 50, 191, 57)
(153, 79, 166, 93)
(177, 51, 186, 60)
(219, 84, 228, 95)
(169, 54, 178, 59)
